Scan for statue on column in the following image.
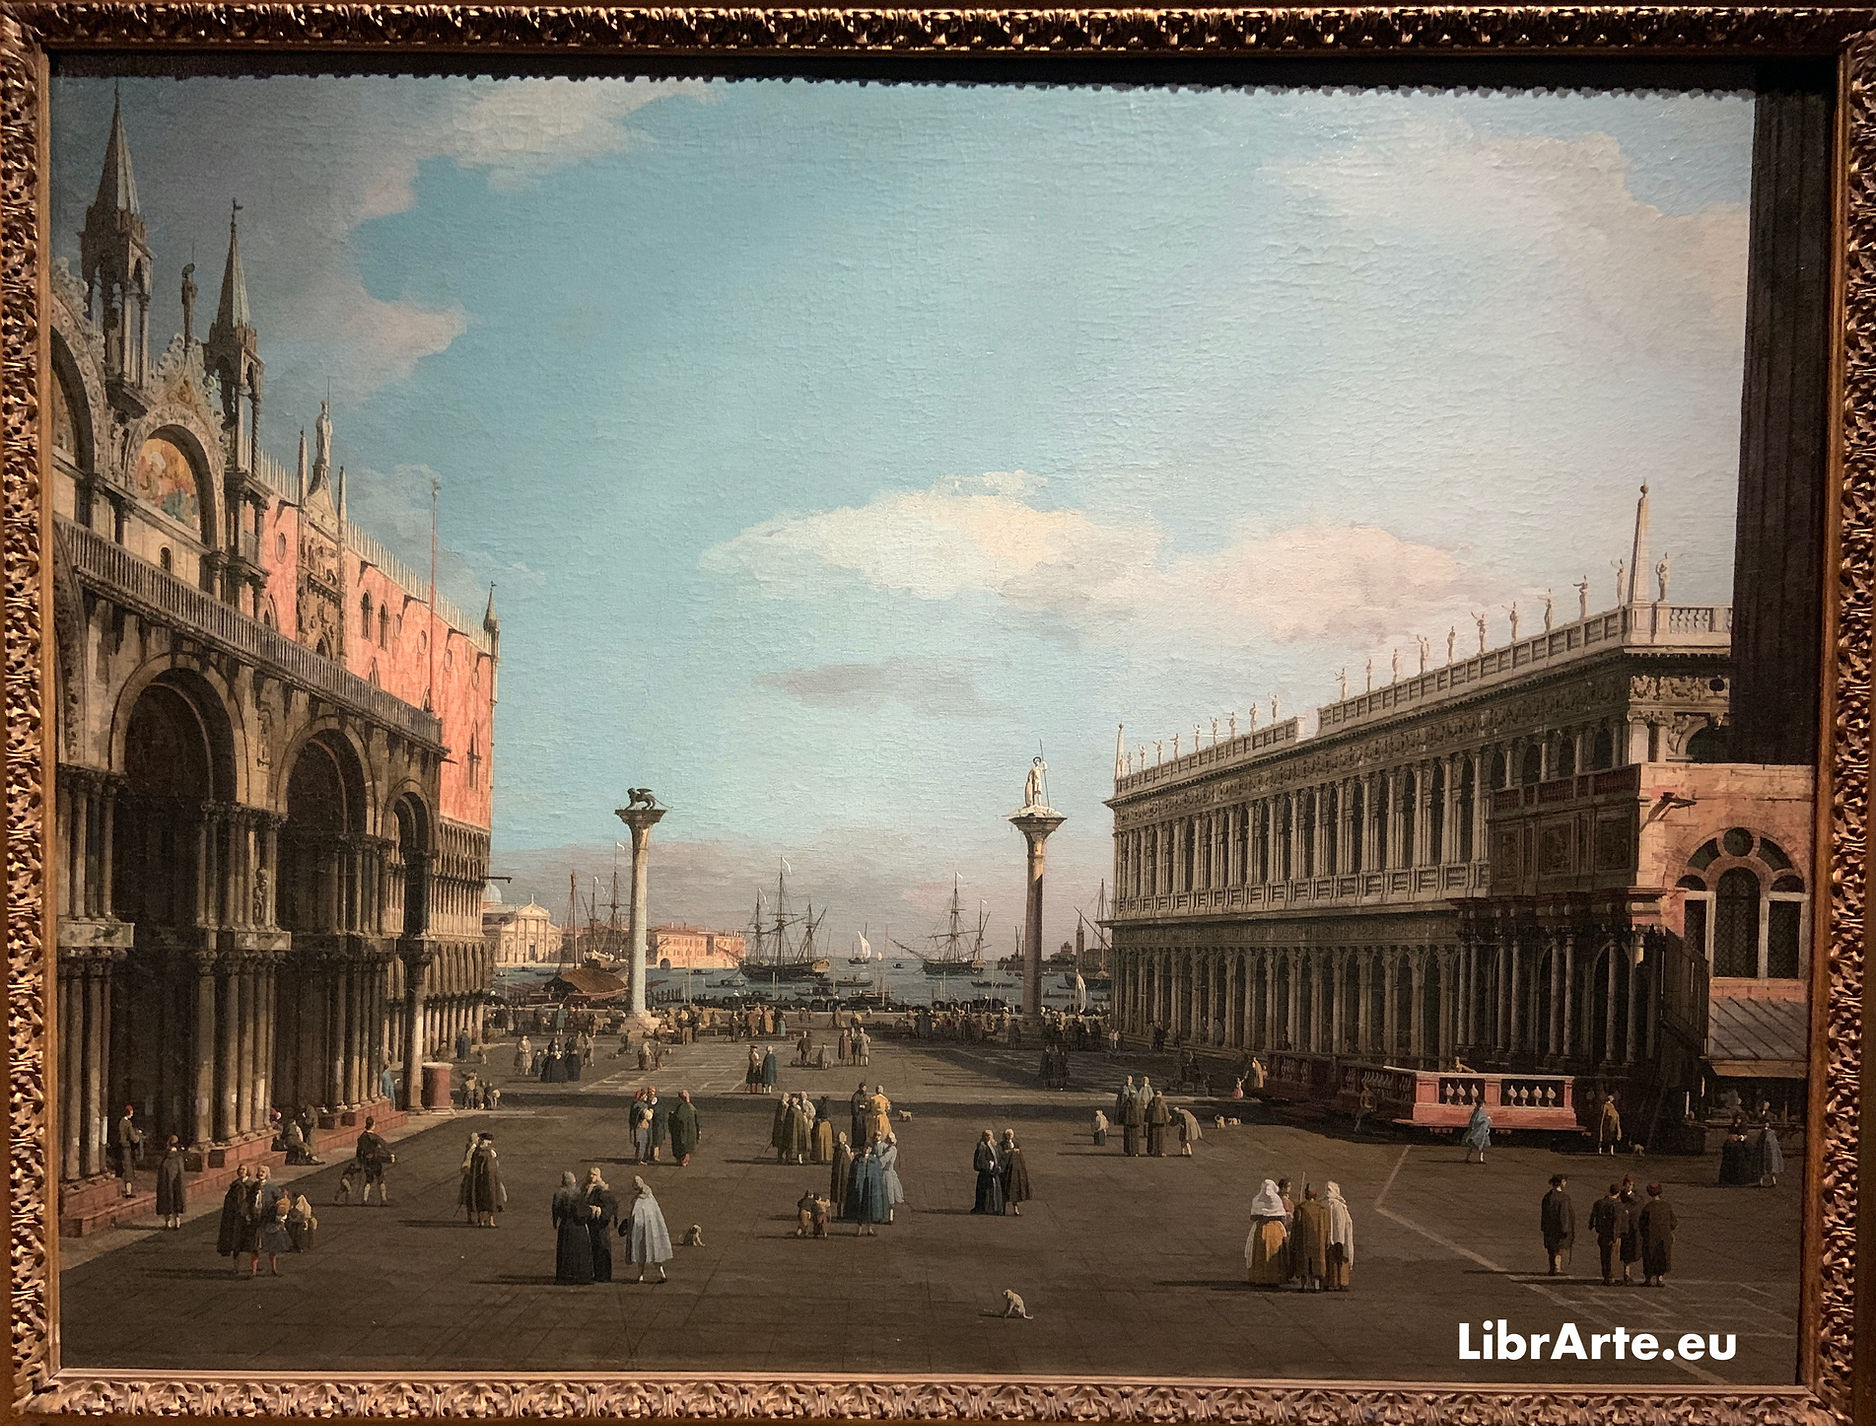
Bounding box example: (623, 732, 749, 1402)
(252, 867, 269, 925)
(1575, 575, 1590, 620)
(1506, 602, 1520, 640)
(1155, 740, 1163, 764)
(1336, 667, 1348, 700)
(1655, 554, 1671, 602)
(1390, 648, 1400, 683)
(1210, 717, 1219, 746)
(1416, 635, 1430, 674)
(1446, 626, 1456, 664)
(1364, 657, 1373, 692)
(1542, 589, 1554, 631)
(1611, 558, 1626, 608)
(1172, 733, 1181, 759)
(1228, 712, 1238, 739)
(1269, 693, 1280, 722)
(1471, 611, 1486, 653)
(1022, 757, 1048, 810)
(1247, 704, 1258, 731)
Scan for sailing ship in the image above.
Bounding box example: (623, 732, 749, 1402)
(745, 863, 833, 982)
(896, 877, 988, 977)
(848, 927, 877, 966)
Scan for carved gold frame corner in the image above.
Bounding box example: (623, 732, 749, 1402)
(4, 6, 1873, 1420)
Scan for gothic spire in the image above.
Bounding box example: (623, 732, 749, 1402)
(483, 584, 500, 632)
(212, 200, 251, 337)
(91, 85, 140, 219)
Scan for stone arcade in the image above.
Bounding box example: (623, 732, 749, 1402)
(49, 99, 500, 1229)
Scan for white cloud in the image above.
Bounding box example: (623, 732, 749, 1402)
(1270, 114, 1747, 362)
(702, 473, 1500, 655)
(360, 78, 711, 216)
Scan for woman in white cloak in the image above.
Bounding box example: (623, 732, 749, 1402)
(618, 1175, 674, 1282)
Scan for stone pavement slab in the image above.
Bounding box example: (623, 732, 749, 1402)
(58, 1033, 1799, 1384)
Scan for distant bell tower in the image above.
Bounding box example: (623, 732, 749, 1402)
(80, 87, 152, 390)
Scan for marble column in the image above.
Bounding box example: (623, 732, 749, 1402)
(615, 802, 669, 1021)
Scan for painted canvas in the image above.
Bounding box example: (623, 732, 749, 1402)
(41, 65, 1828, 1393)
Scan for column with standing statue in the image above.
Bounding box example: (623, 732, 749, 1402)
(614, 790, 667, 1026)
(1009, 757, 1066, 1019)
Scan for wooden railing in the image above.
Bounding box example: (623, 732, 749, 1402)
(58, 515, 443, 749)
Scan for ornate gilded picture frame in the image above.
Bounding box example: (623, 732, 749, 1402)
(5, 5, 1875, 1421)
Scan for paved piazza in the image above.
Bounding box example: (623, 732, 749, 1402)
(60, 1030, 1799, 1384)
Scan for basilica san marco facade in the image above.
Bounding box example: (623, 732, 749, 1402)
(46, 100, 500, 1231)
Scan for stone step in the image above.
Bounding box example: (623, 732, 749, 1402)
(58, 1099, 411, 1238)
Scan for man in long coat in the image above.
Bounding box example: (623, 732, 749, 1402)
(1638, 1182, 1678, 1286)
(1587, 1180, 1627, 1285)
(647, 1089, 671, 1163)
(218, 1166, 249, 1268)
(1617, 1178, 1642, 1284)
(584, 1167, 619, 1282)
(1540, 1173, 1575, 1276)
(849, 1084, 869, 1147)
(830, 1132, 855, 1217)
(1121, 1087, 1146, 1156)
(668, 1090, 701, 1167)
(1144, 1091, 1173, 1157)
(771, 1094, 792, 1161)
(1290, 1186, 1331, 1291)
(154, 1135, 187, 1229)
(552, 1171, 594, 1284)
(467, 1133, 506, 1227)
(970, 1130, 1004, 1215)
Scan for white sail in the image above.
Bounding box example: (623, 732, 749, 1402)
(1073, 971, 1089, 1012)
(855, 932, 873, 961)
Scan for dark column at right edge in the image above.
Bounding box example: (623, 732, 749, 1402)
(1729, 75, 1830, 767)
(1729, 66, 1867, 1420)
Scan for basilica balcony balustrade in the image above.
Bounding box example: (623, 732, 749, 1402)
(57, 514, 442, 750)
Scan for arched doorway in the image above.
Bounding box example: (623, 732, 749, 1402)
(275, 732, 371, 1113)
(111, 672, 236, 1148)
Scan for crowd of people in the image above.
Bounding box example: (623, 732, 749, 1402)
(1543, 1171, 1680, 1287)
(1244, 1178, 1355, 1291)
(550, 1168, 674, 1283)
(968, 1129, 1032, 1216)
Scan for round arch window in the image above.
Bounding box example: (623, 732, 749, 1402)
(132, 436, 201, 530)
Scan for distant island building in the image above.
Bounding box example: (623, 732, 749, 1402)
(650, 925, 747, 971)
(483, 894, 562, 966)
(1107, 491, 1812, 1146)
(49, 101, 499, 1233)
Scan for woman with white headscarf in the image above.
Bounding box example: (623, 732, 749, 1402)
(1322, 1181, 1355, 1290)
(619, 1176, 673, 1282)
(1244, 1178, 1291, 1287)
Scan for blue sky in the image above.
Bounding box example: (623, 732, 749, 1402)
(52, 76, 1754, 935)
